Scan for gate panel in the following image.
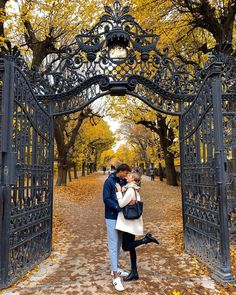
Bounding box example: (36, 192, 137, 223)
(223, 96, 236, 245)
(0, 58, 53, 289)
(221, 56, 236, 246)
(180, 62, 234, 283)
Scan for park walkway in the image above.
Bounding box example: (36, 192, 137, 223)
(1, 173, 235, 295)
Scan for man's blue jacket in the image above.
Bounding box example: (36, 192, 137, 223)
(103, 173, 126, 220)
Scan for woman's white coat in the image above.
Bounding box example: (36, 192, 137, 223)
(115, 183, 143, 236)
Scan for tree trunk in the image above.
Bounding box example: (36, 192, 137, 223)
(137, 115, 178, 186)
(138, 144, 149, 175)
(56, 164, 67, 186)
(159, 163, 164, 181)
(94, 151, 98, 172)
(54, 117, 69, 186)
(68, 168, 72, 182)
(89, 163, 93, 174)
(93, 162, 97, 172)
(54, 114, 86, 185)
(164, 153, 178, 186)
(82, 161, 86, 176)
(87, 163, 90, 175)
(145, 160, 150, 176)
(55, 155, 69, 186)
(157, 116, 178, 186)
(140, 163, 144, 174)
(73, 164, 78, 179)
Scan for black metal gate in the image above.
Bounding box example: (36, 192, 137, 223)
(0, 0, 235, 289)
(180, 60, 234, 283)
(0, 57, 53, 288)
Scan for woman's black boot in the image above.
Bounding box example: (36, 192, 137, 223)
(142, 233, 160, 245)
(123, 269, 139, 281)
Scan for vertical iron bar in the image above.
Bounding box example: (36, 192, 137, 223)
(49, 103, 54, 253)
(211, 62, 234, 283)
(179, 101, 187, 248)
(1, 58, 15, 287)
(32, 128, 37, 205)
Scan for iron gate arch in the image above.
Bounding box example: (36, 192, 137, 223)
(0, 0, 236, 289)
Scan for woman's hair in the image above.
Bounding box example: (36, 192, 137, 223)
(129, 172, 141, 183)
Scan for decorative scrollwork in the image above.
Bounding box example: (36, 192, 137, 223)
(127, 76, 137, 91)
(203, 44, 236, 94)
(2, 0, 205, 115)
(99, 76, 110, 91)
(0, 2, 235, 117)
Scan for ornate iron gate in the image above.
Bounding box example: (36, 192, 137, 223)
(0, 57, 53, 288)
(180, 60, 234, 283)
(0, 0, 235, 289)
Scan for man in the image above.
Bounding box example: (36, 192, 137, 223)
(103, 163, 131, 292)
(149, 168, 155, 181)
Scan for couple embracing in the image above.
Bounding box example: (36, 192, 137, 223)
(103, 163, 159, 292)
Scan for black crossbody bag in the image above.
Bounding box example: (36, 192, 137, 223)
(123, 189, 143, 220)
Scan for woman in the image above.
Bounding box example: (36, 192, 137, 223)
(115, 172, 159, 282)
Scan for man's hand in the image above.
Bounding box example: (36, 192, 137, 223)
(115, 183, 122, 192)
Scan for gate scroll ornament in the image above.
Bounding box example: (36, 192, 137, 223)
(0, 0, 236, 289)
(17, 1, 198, 116)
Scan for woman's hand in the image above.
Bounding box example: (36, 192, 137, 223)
(128, 199, 137, 205)
(115, 183, 122, 192)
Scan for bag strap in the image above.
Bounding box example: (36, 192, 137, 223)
(133, 188, 137, 201)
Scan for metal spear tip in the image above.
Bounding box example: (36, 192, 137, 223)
(113, 0, 121, 11)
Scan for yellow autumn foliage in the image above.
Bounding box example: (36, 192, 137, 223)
(71, 117, 115, 167)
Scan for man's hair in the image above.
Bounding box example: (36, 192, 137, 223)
(116, 163, 131, 173)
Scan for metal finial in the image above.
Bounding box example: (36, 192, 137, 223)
(113, 0, 121, 11)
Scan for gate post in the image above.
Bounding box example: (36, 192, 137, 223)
(0, 58, 4, 290)
(0, 57, 15, 288)
(48, 102, 54, 254)
(211, 61, 234, 283)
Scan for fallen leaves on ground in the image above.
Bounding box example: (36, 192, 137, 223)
(2, 173, 236, 295)
(54, 173, 104, 203)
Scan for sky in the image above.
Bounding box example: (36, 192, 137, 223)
(91, 96, 126, 152)
(104, 117, 126, 152)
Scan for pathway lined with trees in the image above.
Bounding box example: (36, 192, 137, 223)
(1, 173, 235, 295)
(0, 0, 235, 292)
